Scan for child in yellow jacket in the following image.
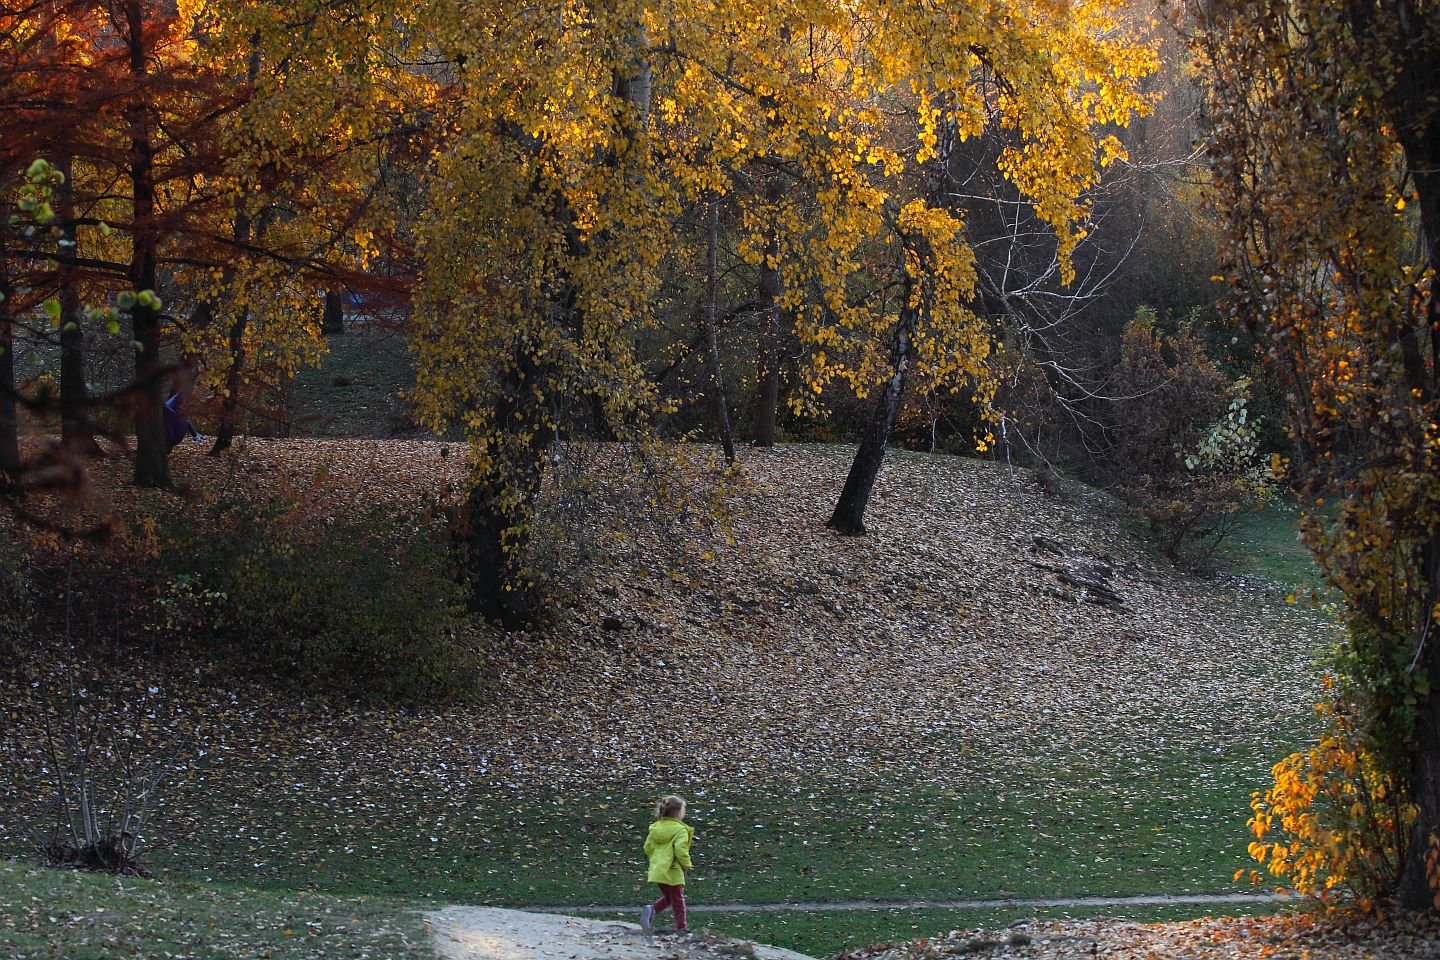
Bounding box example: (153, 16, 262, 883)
(640, 795, 693, 932)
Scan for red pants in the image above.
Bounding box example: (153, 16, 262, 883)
(650, 883, 686, 929)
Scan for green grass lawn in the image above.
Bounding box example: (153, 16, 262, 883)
(0, 862, 1291, 960)
(286, 325, 416, 437)
(1214, 501, 1320, 591)
(152, 744, 1289, 909)
(2, 736, 1304, 957)
(0, 861, 427, 960)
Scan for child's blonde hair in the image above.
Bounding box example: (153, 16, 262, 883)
(656, 794, 686, 819)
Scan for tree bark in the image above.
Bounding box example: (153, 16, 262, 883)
(0, 215, 19, 494)
(462, 354, 555, 627)
(826, 283, 916, 535)
(55, 156, 97, 453)
(1401, 562, 1440, 907)
(125, 1, 167, 488)
(321, 288, 344, 335)
(749, 179, 783, 447)
(827, 103, 957, 534)
(1390, 13, 1440, 905)
(209, 305, 249, 455)
(462, 22, 654, 623)
(702, 199, 735, 463)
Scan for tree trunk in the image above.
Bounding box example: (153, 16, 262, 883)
(209, 305, 249, 455)
(125, 1, 167, 489)
(826, 285, 915, 535)
(209, 33, 263, 459)
(749, 180, 783, 447)
(827, 102, 957, 535)
(1391, 29, 1440, 906)
(462, 21, 654, 623)
(321, 289, 344, 335)
(1400, 545, 1440, 908)
(462, 355, 555, 626)
(702, 199, 735, 463)
(55, 156, 97, 453)
(0, 218, 19, 494)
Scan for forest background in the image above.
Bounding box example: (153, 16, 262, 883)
(3, 0, 1440, 955)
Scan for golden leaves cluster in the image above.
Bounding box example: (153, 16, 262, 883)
(409, 0, 1156, 480)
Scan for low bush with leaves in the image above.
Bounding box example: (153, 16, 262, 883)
(156, 495, 481, 703)
(1107, 309, 1274, 566)
(1243, 682, 1415, 906)
(0, 539, 31, 662)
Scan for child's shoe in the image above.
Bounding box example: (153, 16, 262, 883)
(639, 904, 654, 930)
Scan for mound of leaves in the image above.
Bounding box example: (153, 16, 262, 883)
(41, 835, 151, 877)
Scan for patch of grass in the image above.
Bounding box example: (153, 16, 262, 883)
(1214, 501, 1319, 590)
(679, 900, 1295, 957)
(0, 860, 427, 960)
(287, 325, 416, 437)
(104, 742, 1295, 914)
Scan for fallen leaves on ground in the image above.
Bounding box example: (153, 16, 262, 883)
(1, 439, 1331, 907)
(840, 912, 1440, 960)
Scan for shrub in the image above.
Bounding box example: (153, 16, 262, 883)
(1108, 310, 1273, 566)
(1243, 682, 1414, 906)
(0, 538, 31, 659)
(157, 495, 480, 703)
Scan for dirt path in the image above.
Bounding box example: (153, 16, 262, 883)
(540, 892, 1284, 915)
(425, 907, 815, 960)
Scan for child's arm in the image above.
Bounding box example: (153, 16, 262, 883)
(673, 831, 693, 872)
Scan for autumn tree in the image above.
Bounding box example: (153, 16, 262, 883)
(173, 0, 432, 456)
(0, 1, 124, 490)
(1197, 0, 1440, 907)
(411, 0, 1155, 618)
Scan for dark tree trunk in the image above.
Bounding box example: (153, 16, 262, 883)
(589, 393, 618, 441)
(463, 27, 649, 625)
(826, 285, 916, 535)
(462, 355, 555, 627)
(1392, 23, 1440, 905)
(125, 1, 167, 488)
(0, 218, 19, 494)
(209, 305, 249, 455)
(1400, 541, 1440, 908)
(55, 156, 97, 453)
(827, 103, 957, 535)
(321, 288, 344, 335)
(702, 199, 735, 463)
(749, 180, 783, 447)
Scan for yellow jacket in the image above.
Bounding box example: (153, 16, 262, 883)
(643, 817, 694, 885)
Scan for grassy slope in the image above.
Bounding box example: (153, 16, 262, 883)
(1213, 501, 1319, 591)
(0, 862, 427, 960)
(0, 441, 1326, 958)
(285, 325, 416, 438)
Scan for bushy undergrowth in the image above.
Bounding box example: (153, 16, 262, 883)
(155, 496, 481, 703)
(1244, 684, 1414, 906)
(0, 538, 30, 660)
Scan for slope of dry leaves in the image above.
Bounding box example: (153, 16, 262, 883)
(841, 912, 1440, 960)
(1, 439, 1357, 960)
(9, 437, 1326, 791)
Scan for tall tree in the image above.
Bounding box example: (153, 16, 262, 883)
(0, 203, 17, 494)
(1197, 0, 1440, 907)
(749, 176, 783, 448)
(828, 108, 961, 534)
(414, 0, 1155, 615)
(53, 154, 97, 453)
(120, 0, 168, 488)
